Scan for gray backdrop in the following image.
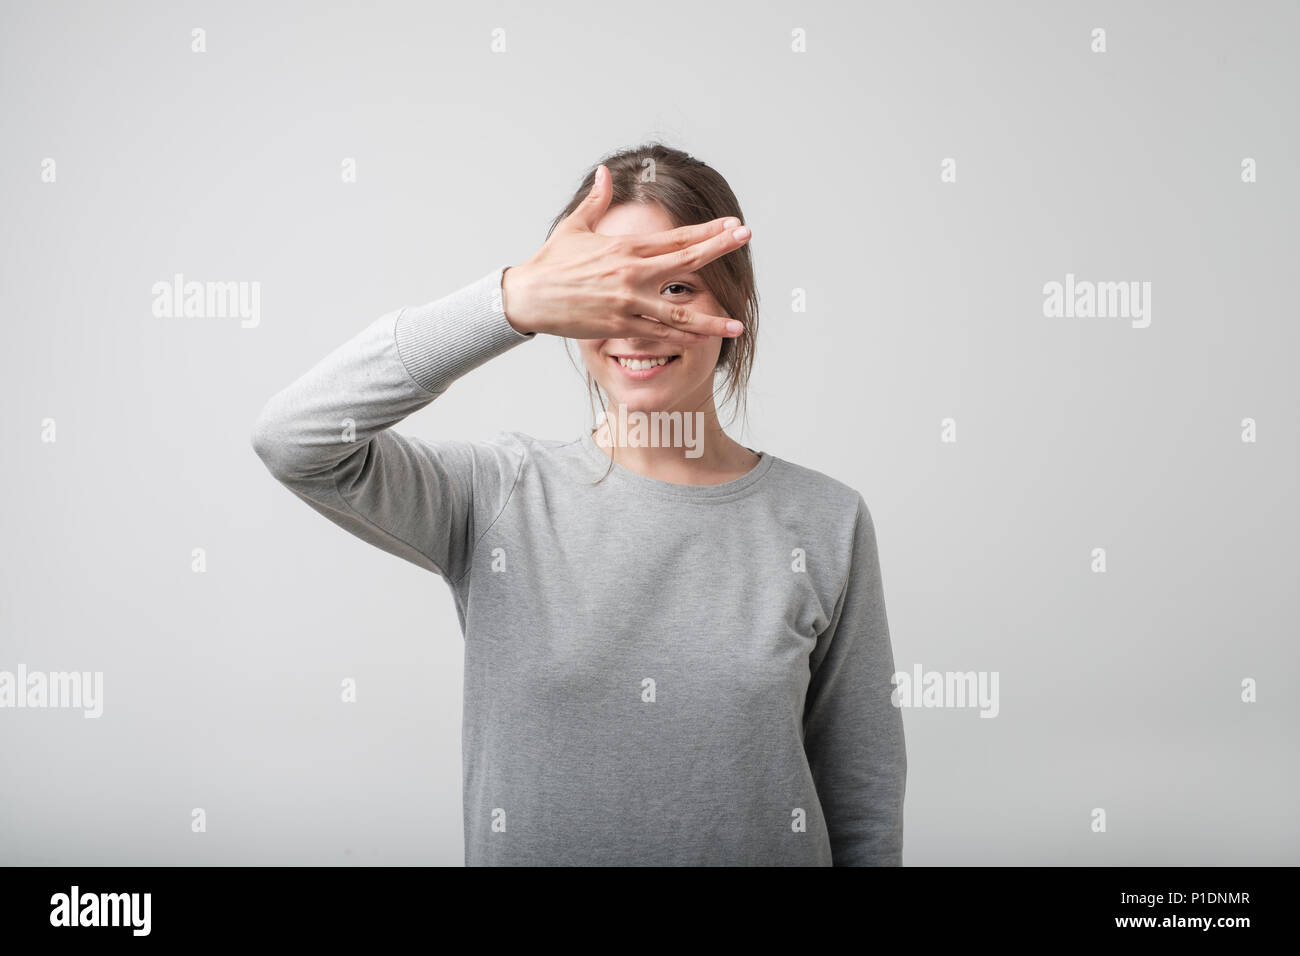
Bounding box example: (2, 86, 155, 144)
(2, 0, 1296, 865)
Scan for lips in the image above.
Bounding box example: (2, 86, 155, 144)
(610, 353, 679, 380)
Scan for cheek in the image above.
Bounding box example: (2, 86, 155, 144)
(578, 342, 606, 375)
(692, 298, 726, 369)
(685, 338, 723, 374)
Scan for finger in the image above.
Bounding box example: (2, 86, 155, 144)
(631, 296, 744, 338)
(640, 223, 751, 278)
(624, 216, 740, 256)
(615, 315, 710, 346)
(562, 163, 613, 233)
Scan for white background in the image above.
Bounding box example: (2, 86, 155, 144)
(1, 0, 1296, 864)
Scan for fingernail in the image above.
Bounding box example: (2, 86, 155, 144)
(722, 217, 740, 229)
(733, 226, 750, 240)
(726, 320, 743, 335)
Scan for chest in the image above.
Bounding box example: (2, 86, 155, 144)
(461, 498, 836, 711)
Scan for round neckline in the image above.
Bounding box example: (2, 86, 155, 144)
(577, 428, 776, 501)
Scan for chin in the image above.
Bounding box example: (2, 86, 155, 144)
(600, 388, 675, 415)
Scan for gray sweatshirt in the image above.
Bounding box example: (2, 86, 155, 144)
(251, 266, 906, 866)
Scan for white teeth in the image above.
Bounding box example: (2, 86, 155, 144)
(618, 356, 671, 370)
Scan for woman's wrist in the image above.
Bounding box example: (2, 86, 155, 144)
(500, 266, 535, 336)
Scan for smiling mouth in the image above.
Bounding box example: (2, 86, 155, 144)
(611, 354, 679, 378)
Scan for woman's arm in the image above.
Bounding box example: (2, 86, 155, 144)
(251, 167, 750, 578)
(803, 496, 907, 865)
(250, 267, 532, 581)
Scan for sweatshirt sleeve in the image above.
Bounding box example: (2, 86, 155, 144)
(250, 266, 534, 583)
(802, 495, 907, 865)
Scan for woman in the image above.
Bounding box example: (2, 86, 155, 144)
(251, 143, 906, 866)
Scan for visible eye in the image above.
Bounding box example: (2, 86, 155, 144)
(661, 282, 695, 296)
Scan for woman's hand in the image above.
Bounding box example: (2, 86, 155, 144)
(500, 164, 752, 344)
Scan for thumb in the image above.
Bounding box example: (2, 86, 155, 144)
(567, 163, 612, 232)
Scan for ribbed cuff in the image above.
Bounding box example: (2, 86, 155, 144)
(394, 265, 534, 394)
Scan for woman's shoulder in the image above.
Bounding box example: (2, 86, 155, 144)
(465, 429, 589, 474)
(763, 451, 872, 517)
(760, 453, 882, 578)
(475, 429, 579, 458)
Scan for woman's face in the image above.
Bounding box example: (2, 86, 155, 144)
(579, 202, 726, 415)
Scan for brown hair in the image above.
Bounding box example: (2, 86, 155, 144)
(549, 142, 759, 429)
